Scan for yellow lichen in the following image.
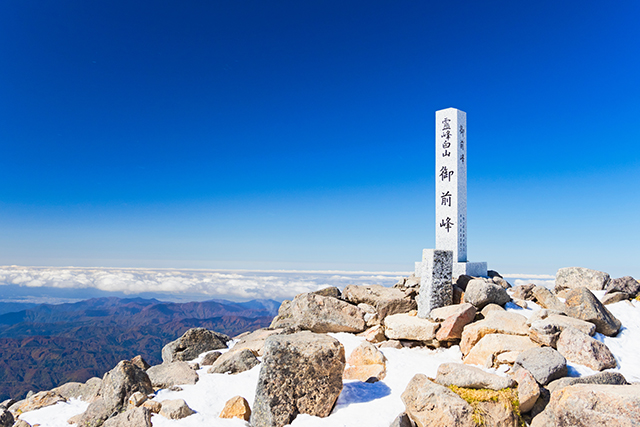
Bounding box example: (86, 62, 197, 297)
(448, 385, 524, 427)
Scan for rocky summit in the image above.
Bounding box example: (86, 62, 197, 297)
(5, 266, 640, 427)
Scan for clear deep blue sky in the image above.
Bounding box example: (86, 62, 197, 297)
(1, 1, 639, 277)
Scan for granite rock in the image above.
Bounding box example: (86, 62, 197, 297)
(231, 328, 282, 356)
(564, 287, 621, 336)
(546, 372, 629, 393)
(79, 360, 153, 427)
(383, 313, 439, 342)
(602, 292, 630, 305)
(531, 286, 567, 313)
(605, 276, 640, 297)
(343, 341, 387, 383)
(159, 399, 195, 420)
(537, 384, 640, 427)
(161, 328, 230, 363)
(435, 363, 515, 390)
(207, 348, 260, 375)
(147, 361, 199, 388)
(459, 311, 529, 356)
(464, 334, 539, 368)
(401, 374, 475, 427)
(343, 284, 416, 320)
(103, 407, 152, 427)
(556, 327, 617, 371)
(511, 283, 536, 301)
(201, 351, 222, 366)
(463, 279, 510, 309)
(289, 293, 366, 333)
(514, 347, 567, 385)
(555, 267, 610, 293)
(435, 304, 477, 342)
(219, 396, 251, 421)
(251, 331, 345, 427)
(512, 368, 540, 413)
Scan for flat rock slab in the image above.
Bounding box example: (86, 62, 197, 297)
(540, 314, 596, 336)
(514, 347, 567, 385)
(147, 361, 199, 388)
(556, 327, 617, 371)
(343, 284, 416, 320)
(460, 311, 529, 356)
(555, 267, 610, 293)
(435, 363, 515, 390)
(564, 287, 621, 336)
(384, 313, 439, 342)
(290, 293, 366, 333)
(251, 331, 345, 427)
(464, 334, 539, 368)
(547, 372, 629, 394)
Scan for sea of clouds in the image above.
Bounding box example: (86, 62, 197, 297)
(0, 266, 556, 303)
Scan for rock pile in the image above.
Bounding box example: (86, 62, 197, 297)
(6, 266, 639, 427)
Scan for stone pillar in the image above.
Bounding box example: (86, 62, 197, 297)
(417, 249, 452, 318)
(434, 108, 486, 278)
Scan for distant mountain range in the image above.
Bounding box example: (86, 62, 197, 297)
(0, 297, 279, 401)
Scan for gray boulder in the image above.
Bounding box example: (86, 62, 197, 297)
(146, 361, 199, 388)
(79, 360, 153, 427)
(555, 267, 610, 293)
(547, 372, 629, 394)
(159, 399, 195, 420)
(463, 279, 510, 309)
(207, 348, 260, 375)
(102, 407, 152, 427)
(161, 328, 229, 363)
(564, 287, 621, 336)
(605, 276, 640, 297)
(288, 293, 366, 333)
(251, 331, 345, 427)
(535, 384, 640, 427)
(514, 347, 567, 385)
(0, 408, 13, 427)
(556, 327, 617, 371)
(435, 363, 515, 390)
(342, 284, 416, 320)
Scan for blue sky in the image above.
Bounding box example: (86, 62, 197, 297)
(1, 1, 639, 278)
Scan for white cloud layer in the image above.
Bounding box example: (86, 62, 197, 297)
(0, 266, 409, 301)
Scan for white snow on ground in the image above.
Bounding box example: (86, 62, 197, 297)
(17, 296, 640, 427)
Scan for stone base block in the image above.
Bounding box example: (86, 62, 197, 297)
(417, 249, 453, 318)
(453, 262, 487, 279)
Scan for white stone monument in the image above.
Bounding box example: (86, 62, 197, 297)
(416, 107, 487, 279)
